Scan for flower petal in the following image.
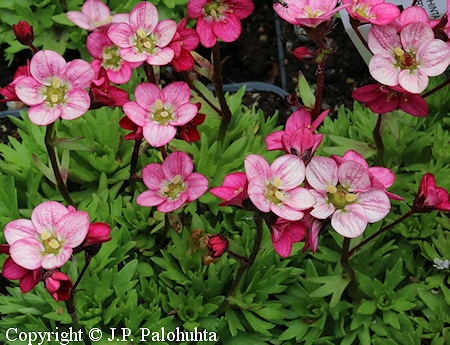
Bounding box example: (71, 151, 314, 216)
(9, 238, 43, 270)
(31, 201, 69, 234)
(143, 122, 177, 147)
(244, 154, 271, 181)
(185, 172, 209, 201)
(338, 161, 371, 192)
(30, 50, 66, 85)
(56, 211, 90, 248)
(358, 188, 390, 222)
(306, 156, 338, 191)
(331, 204, 367, 238)
(4, 219, 36, 245)
(272, 154, 306, 189)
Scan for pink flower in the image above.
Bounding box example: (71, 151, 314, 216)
(265, 108, 329, 162)
(1, 244, 42, 293)
(123, 82, 198, 147)
(207, 234, 229, 258)
(306, 156, 391, 238)
(210, 172, 249, 207)
(352, 83, 428, 116)
(87, 32, 142, 84)
(342, 0, 400, 25)
(331, 150, 403, 200)
(44, 271, 73, 302)
(66, 0, 128, 31)
(390, 6, 437, 32)
(169, 18, 200, 72)
(14, 50, 95, 126)
(302, 214, 323, 253)
(107, 2, 177, 65)
(4, 201, 90, 270)
(368, 22, 450, 94)
(187, 0, 254, 48)
(90, 67, 129, 108)
(271, 217, 306, 258)
(413, 173, 450, 212)
(274, 0, 350, 28)
(137, 151, 209, 212)
(244, 154, 316, 221)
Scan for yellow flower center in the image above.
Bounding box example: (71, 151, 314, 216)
(42, 77, 68, 107)
(152, 99, 174, 125)
(160, 175, 187, 200)
(327, 184, 358, 209)
(41, 229, 63, 255)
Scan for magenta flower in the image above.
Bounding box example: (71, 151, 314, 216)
(107, 2, 177, 65)
(271, 217, 306, 258)
(169, 18, 200, 72)
(210, 172, 249, 207)
(44, 271, 73, 302)
(0, 63, 30, 103)
(207, 234, 229, 258)
(87, 32, 142, 84)
(306, 156, 391, 238)
(90, 67, 129, 109)
(265, 108, 329, 161)
(14, 50, 95, 126)
(123, 82, 198, 147)
(302, 214, 323, 253)
(1, 244, 42, 293)
(119, 116, 144, 141)
(244, 154, 316, 221)
(137, 151, 209, 212)
(273, 0, 350, 28)
(187, 0, 254, 48)
(4, 201, 90, 270)
(342, 0, 400, 25)
(368, 22, 450, 94)
(83, 222, 112, 247)
(413, 173, 450, 213)
(66, 0, 128, 31)
(352, 83, 428, 117)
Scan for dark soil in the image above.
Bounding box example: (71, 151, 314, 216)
(0, 0, 372, 141)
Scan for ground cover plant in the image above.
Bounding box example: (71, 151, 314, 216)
(1, 0, 450, 344)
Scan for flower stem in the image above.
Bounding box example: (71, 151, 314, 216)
(350, 17, 370, 51)
(212, 43, 232, 142)
(311, 56, 326, 121)
(341, 238, 355, 281)
(373, 113, 384, 166)
(349, 209, 415, 257)
(423, 77, 450, 98)
(159, 145, 167, 159)
(66, 254, 93, 345)
(226, 214, 264, 297)
(183, 71, 222, 115)
(45, 124, 74, 206)
(143, 62, 156, 84)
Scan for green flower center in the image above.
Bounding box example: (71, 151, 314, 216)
(102, 45, 123, 71)
(264, 176, 284, 205)
(41, 229, 63, 255)
(43, 77, 68, 107)
(303, 5, 325, 18)
(152, 99, 174, 125)
(160, 175, 186, 200)
(204, 1, 227, 20)
(354, 4, 376, 19)
(394, 47, 418, 70)
(134, 29, 157, 54)
(327, 184, 358, 210)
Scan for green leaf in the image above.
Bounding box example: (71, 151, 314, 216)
(297, 71, 315, 109)
(357, 299, 377, 315)
(308, 275, 351, 309)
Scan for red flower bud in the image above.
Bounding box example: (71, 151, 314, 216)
(207, 234, 228, 258)
(293, 46, 318, 62)
(12, 21, 34, 46)
(45, 271, 73, 302)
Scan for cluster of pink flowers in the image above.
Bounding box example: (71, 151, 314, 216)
(274, 1, 450, 117)
(1, 201, 111, 301)
(210, 109, 395, 256)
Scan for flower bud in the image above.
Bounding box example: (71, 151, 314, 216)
(12, 21, 34, 46)
(293, 46, 318, 62)
(44, 271, 73, 302)
(207, 234, 228, 258)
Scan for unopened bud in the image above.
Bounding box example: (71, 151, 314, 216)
(207, 234, 228, 258)
(292, 46, 318, 62)
(12, 21, 34, 46)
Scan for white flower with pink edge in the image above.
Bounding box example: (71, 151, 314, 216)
(306, 156, 391, 238)
(4, 201, 90, 270)
(368, 21, 450, 94)
(244, 154, 316, 221)
(14, 50, 95, 126)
